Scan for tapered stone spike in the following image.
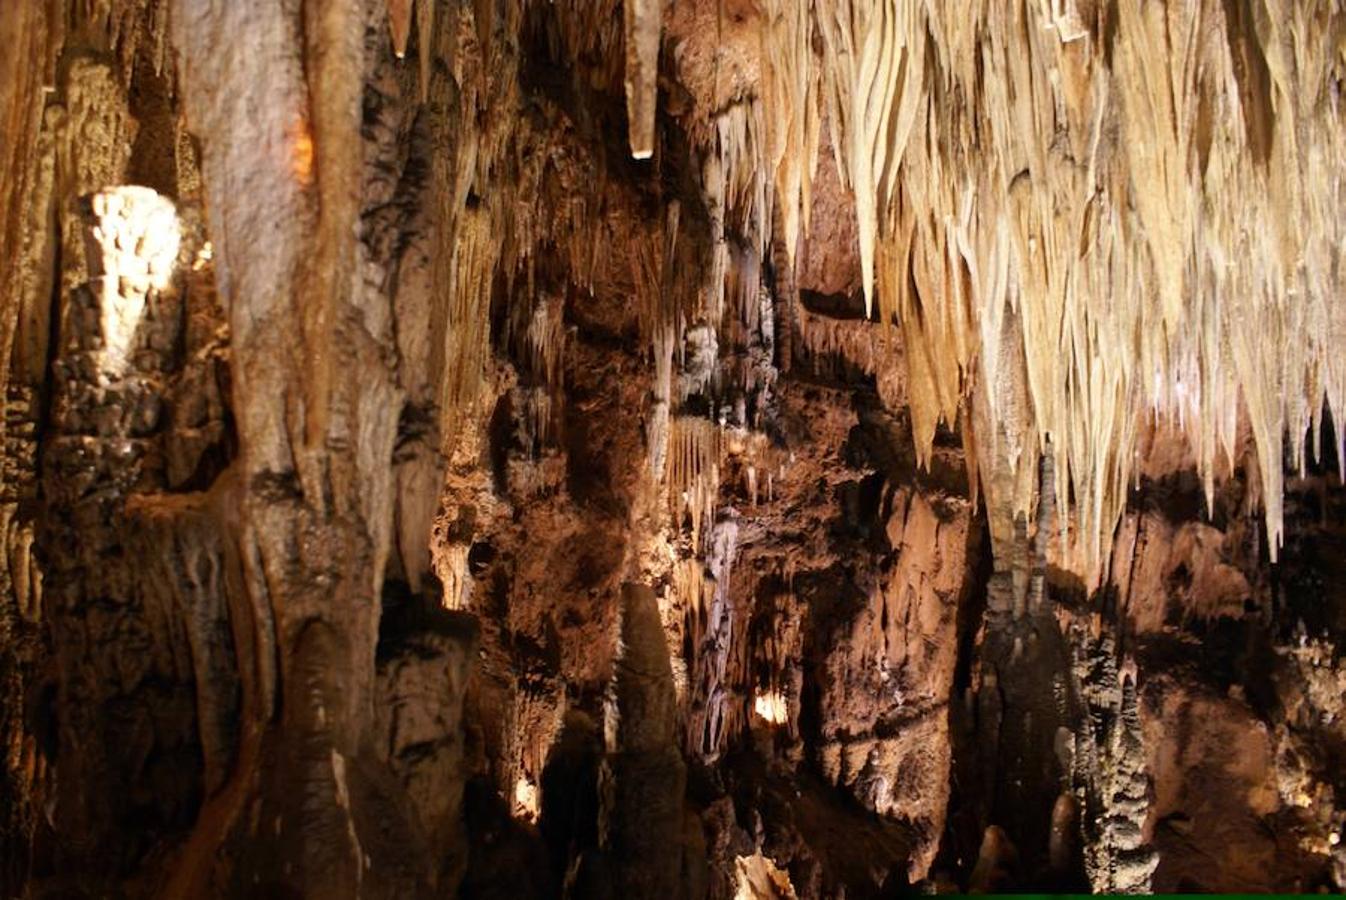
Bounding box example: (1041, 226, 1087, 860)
(624, 0, 661, 159)
(388, 0, 412, 58)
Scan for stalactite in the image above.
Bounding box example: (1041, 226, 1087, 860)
(623, 0, 662, 158)
(667, 415, 722, 552)
(387, 0, 412, 58)
(649, 323, 676, 478)
(384, 0, 436, 98)
(415, 0, 434, 100)
(792, 0, 1346, 582)
(425, 0, 528, 461)
(792, 300, 904, 417)
(698, 99, 773, 332)
(435, 187, 499, 455)
(760, 0, 821, 264)
(724, 243, 762, 336)
(751, 579, 803, 741)
(817, 0, 925, 317)
(522, 295, 566, 444)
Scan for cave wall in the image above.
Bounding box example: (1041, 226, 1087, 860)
(0, 1, 1345, 897)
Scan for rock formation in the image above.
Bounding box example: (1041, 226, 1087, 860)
(1, 0, 1345, 896)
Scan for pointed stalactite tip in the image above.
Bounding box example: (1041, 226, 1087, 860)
(388, 0, 413, 59)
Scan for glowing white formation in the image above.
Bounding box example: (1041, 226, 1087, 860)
(513, 776, 539, 822)
(753, 691, 788, 726)
(89, 186, 180, 374)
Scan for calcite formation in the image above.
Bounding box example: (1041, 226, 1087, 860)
(0, 0, 1344, 896)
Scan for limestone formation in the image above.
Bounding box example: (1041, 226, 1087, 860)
(0, 0, 1344, 896)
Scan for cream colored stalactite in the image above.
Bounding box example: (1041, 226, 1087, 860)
(642, 204, 681, 486)
(796, 305, 880, 374)
(1284, 1, 1346, 481)
(1064, 208, 1146, 578)
(1114, 0, 1201, 336)
(673, 557, 711, 634)
(1186, 0, 1343, 560)
(878, 0, 1345, 579)
(1182, 29, 1242, 516)
(886, 126, 980, 466)
(1015, 3, 1170, 576)
(649, 323, 676, 478)
(719, 100, 772, 257)
(1255, 1, 1308, 292)
(697, 100, 770, 334)
(879, 201, 947, 461)
(973, 5, 1082, 571)
(440, 543, 471, 610)
(700, 144, 730, 328)
(1015, 71, 1128, 571)
(1191, 21, 1265, 523)
(667, 415, 722, 554)
(818, 0, 926, 316)
(760, 0, 822, 263)
(525, 296, 566, 444)
(726, 244, 763, 336)
(971, 298, 1039, 569)
(921, 0, 982, 94)
(1307, 121, 1346, 482)
(436, 205, 498, 455)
